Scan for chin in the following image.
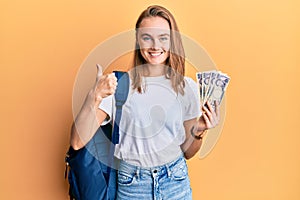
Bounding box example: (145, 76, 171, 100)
(146, 57, 168, 65)
(148, 61, 166, 65)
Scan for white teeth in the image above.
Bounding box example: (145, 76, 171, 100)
(149, 52, 162, 56)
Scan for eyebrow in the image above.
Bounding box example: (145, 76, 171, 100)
(141, 33, 170, 37)
(158, 33, 170, 37)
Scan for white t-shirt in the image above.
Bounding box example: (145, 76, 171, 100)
(99, 75, 201, 167)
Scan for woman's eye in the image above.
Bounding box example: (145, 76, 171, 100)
(142, 37, 151, 41)
(160, 37, 169, 42)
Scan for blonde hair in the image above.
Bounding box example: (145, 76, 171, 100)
(131, 5, 185, 94)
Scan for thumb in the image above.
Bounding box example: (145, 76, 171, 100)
(96, 64, 103, 82)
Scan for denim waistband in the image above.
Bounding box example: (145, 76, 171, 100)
(118, 154, 186, 178)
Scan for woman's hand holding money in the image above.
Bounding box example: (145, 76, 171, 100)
(195, 101, 220, 137)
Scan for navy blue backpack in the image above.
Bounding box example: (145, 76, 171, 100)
(65, 71, 129, 200)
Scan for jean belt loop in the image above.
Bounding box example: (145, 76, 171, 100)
(136, 166, 140, 180)
(166, 164, 171, 178)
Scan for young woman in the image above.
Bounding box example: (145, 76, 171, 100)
(70, 5, 220, 200)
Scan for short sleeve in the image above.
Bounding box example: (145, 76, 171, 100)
(183, 77, 202, 121)
(98, 94, 113, 125)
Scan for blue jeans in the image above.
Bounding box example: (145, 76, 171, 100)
(116, 155, 192, 200)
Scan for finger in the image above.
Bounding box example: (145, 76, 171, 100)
(206, 101, 215, 113)
(202, 104, 212, 120)
(207, 101, 218, 121)
(201, 101, 208, 112)
(107, 72, 117, 80)
(203, 104, 218, 127)
(96, 64, 103, 82)
(202, 113, 211, 128)
(105, 74, 117, 87)
(104, 73, 116, 84)
(109, 79, 118, 88)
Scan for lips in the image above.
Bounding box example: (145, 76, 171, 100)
(148, 51, 163, 57)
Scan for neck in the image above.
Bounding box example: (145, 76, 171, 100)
(145, 64, 166, 77)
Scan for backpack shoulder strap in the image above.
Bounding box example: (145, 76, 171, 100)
(112, 71, 129, 144)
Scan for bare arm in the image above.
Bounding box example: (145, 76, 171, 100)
(181, 118, 205, 159)
(70, 95, 108, 150)
(181, 101, 220, 159)
(70, 65, 117, 150)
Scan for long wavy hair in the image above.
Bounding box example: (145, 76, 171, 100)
(131, 5, 185, 94)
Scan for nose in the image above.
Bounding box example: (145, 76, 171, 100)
(152, 38, 161, 50)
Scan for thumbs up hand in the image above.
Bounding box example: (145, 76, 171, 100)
(87, 64, 118, 108)
(70, 65, 117, 149)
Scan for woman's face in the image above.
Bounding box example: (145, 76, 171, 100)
(137, 16, 170, 65)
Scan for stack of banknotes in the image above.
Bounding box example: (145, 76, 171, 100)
(196, 70, 230, 109)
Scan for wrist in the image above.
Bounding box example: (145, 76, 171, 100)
(190, 126, 207, 140)
(87, 89, 103, 109)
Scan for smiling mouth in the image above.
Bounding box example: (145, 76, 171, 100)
(149, 52, 163, 57)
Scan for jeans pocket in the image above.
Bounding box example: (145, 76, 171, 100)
(171, 162, 188, 181)
(117, 170, 136, 186)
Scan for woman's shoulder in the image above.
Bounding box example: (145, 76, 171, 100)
(184, 76, 197, 87)
(183, 76, 199, 95)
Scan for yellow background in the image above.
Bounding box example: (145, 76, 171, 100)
(1, 0, 299, 199)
